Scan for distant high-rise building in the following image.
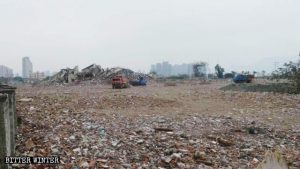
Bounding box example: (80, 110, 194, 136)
(0, 65, 13, 77)
(171, 63, 193, 76)
(162, 61, 172, 76)
(151, 62, 172, 77)
(29, 71, 45, 80)
(22, 57, 33, 78)
(156, 63, 162, 75)
(151, 61, 206, 77)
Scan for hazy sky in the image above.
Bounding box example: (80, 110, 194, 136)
(1, 0, 300, 75)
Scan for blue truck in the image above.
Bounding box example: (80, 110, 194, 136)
(233, 74, 254, 83)
(129, 76, 147, 86)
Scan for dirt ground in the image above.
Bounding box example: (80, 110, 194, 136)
(15, 81, 300, 169)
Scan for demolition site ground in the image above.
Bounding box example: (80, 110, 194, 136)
(15, 81, 300, 168)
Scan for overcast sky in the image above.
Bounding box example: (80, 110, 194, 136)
(0, 0, 299, 75)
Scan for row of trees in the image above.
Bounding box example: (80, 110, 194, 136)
(215, 64, 238, 79)
(0, 77, 24, 85)
(272, 59, 300, 93)
(215, 64, 268, 79)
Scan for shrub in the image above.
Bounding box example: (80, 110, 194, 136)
(272, 59, 300, 93)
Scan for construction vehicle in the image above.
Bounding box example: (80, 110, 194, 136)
(129, 76, 147, 86)
(112, 76, 130, 89)
(233, 74, 254, 83)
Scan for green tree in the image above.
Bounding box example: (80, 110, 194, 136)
(13, 76, 24, 82)
(193, 62, 207, 78)
(272, 58, 300, 93)
(215, 64, 225, 78)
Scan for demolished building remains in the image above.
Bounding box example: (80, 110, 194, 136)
(47, 64, 149, 84)
(49, 66, 79, 84)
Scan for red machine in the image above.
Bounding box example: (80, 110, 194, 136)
(112, 76, 130, 89)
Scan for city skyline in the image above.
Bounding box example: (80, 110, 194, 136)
(1, 55, 299, 77)
(151, 61, 195, 77)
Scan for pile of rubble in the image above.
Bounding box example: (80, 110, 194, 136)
(47, 64, 149, 84)
(14, 84, 300, 169)
(48, 66, 80, 84)
(15, 108, 299, 168)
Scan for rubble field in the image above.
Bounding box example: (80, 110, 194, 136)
(15, 81, 300, 169)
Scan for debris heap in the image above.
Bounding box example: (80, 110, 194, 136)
(47, 64, 148, 84)
(78, 64, 105, 80)
(14, 83, 300, 168)
(49, 66, 79, 84)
